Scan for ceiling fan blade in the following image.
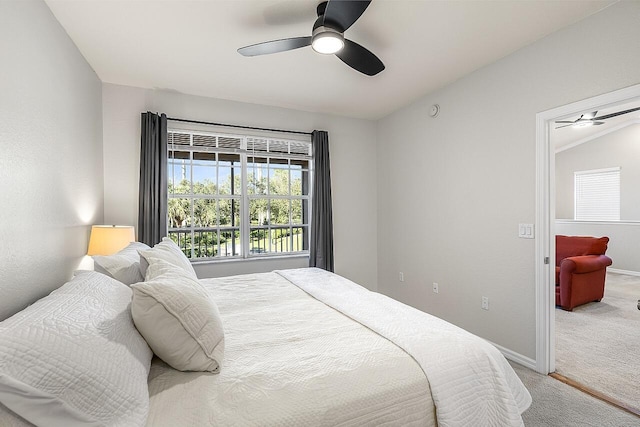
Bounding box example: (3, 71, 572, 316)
(335, 39, 384, 76)
(555, 124, 575, 129)
(555, 113, 590, 124)
(593, 121, 606, 125)
(238, 36, 311, 57)
(591, 106, 640, 121)
(323, 0, 371, 31)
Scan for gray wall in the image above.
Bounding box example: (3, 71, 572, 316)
(376, 1, 640, 360)
(0, 0, 103, 320)
(102, 84, 379, 291)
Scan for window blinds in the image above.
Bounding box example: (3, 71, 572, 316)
(574, 167, 620, 221)
(168, 131, 311, 159)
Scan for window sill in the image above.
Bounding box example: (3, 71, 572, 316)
(190, 253, 310, 265)
(556, 219, 640, 226)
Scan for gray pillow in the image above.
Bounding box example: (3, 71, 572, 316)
(131, 259, 224, 373)
(93, 241, 150, 285)
(138, 237, 197, 280)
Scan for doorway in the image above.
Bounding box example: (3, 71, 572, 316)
(535, 83, 640, 411)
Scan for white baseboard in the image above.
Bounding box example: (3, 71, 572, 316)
(489, 340, 537, 371)
(608, 268, 640, 277)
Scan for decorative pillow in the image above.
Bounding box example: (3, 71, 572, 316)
(138, 237, 197, 280)
(131, 259, 224, 373)
(93, 241, 150, 285)
(0, 271, 153, 427)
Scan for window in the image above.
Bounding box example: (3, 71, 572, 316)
(167, 130, 311, 260)
(574, 167, 620, 221)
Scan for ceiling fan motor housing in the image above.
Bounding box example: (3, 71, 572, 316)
(314, 1, 343, 32)
(312, 2, 345, 54)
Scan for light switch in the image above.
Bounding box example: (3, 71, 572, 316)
(519, 223, 534, 239)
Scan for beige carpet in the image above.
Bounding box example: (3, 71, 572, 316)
(511, 362, 639, 426)
(555, 272, 640, 412)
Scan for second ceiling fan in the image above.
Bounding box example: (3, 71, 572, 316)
(555, 107, 640, 129)
(237, 0, 384, 76)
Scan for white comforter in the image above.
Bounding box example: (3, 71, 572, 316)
(277, 268, 532, 427)
(147, 271, 436, 426)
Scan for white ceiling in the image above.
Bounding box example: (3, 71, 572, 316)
(45, 0, 616, 120)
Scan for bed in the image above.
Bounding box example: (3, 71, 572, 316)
(0, 239, 531, 427)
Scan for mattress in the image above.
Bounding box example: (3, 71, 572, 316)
(146, 271, 437, 426)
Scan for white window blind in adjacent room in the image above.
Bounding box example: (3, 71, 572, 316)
(574, 167, 620, 221)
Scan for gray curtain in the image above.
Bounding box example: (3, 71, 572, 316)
(138, 112, 168, 246)
(309, 130, 334, 272)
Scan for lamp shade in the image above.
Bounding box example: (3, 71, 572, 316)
(87, 225, 135, 256)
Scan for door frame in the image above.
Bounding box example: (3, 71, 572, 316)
(535, 83, 640, 374)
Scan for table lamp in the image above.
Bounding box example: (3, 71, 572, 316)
(87, 225, 135, 256)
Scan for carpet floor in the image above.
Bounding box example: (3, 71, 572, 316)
(511, 362, 639, 426)
(555, 272, 640, 413)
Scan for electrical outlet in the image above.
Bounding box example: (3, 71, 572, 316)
(399, 272, 404, 282)
(481, 296, 489, 310)
(433, 282, 439, 293)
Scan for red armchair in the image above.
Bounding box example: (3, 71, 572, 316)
(556, 235, 612, 311)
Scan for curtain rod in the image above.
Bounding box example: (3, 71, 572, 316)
(166, 117, 312, 136)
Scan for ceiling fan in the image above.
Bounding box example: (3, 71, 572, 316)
(237, 0, 384, 76)
(555, 107, 640, 129)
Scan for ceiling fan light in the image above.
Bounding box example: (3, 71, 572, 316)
(573, 120, 594, 128)
(311, 27, 344, 54)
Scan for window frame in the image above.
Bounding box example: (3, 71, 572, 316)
(167, 128, 312, 261)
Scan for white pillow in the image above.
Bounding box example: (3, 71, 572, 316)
(131, 260, 224, 373)
(139, 237, 197, 280)
(93, 241, 150, 285)
(0, 271, 153, 427)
